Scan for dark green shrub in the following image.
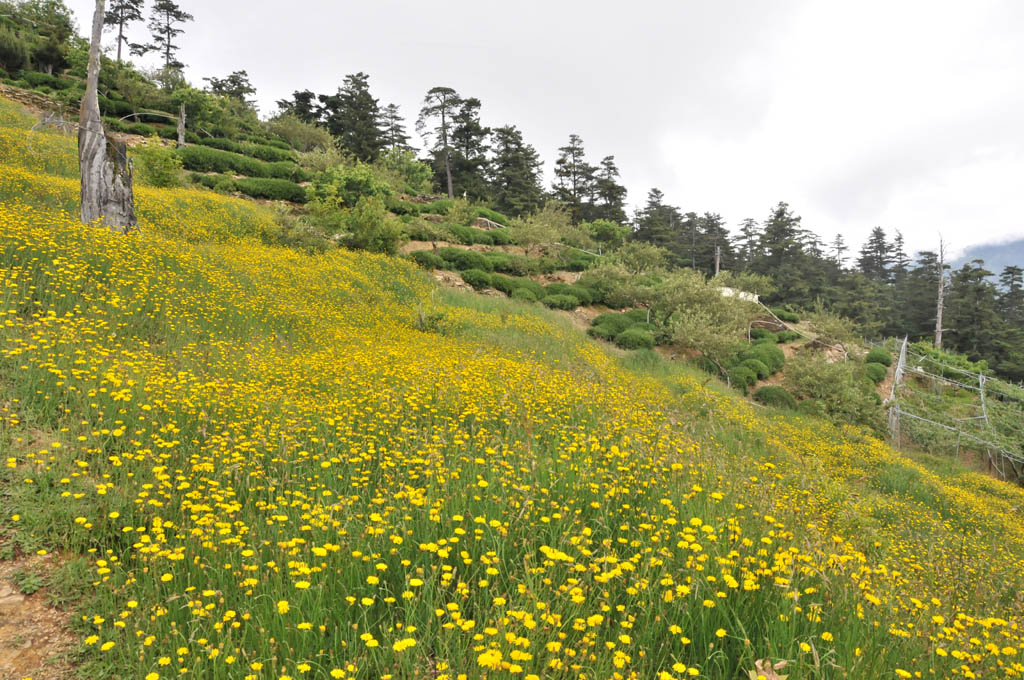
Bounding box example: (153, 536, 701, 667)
(234, 178, 308, 203)
(0, 27, 30, 73)
(753, 386, 798, 410)
(625, 309, 650, 323)
(866, 348, 893, 366)
(541, 294, 580, 310)
(776, 331, 802, 343)
(591, 313, 633, 336)
(449, 225, 494, 245)
(750, 328, 776, 341)
(773, 308, 801, 323)
(543, 283, 593, 306)
(460, 268, 493, 290)
(475, 206, 511, 226)
(797, 399, 826, 418)
(435, 247, 493, 272)
(197, 137, 296, 162)
(511, 288, 537, 302)
(488, 228, 512, 245)
(421, 199, 454, 214)
(629, 322, 658, 334)
(177, 145, 307, 180)
(741, 358, 770, 380)
(409, 251, 446, 270)
(489, 274, 519, 296)
(486, 253, 535, 276)
(587, 325, 617, 341)
(864, 362, 888, 384)
(484, 253, 513, 272)
(754, 335, 778, 345)
(24, 71, 68, 89)
(741, 343, 785, 374)
(614, 328, 655, 350)
(124, 122, 157, 136)
(728, 366, 757, 393)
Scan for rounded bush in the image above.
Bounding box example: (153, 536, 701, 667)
(460, 269, 493, 290)
(541, 294, 580, 310)
(754, 335, 778, 345)
(741, 343, 785, 374)
(776, 330, 802, 343)
(511, 288, 537, 302)
(629, 322, 658, 334)
(749, 328, 775, 341)
(435, 247, 493, 272)
(234, 178, 307, 203)
(741, 358, 770, 380)
(864, 362, 888, 384)
(773, 308, 801, 323)
(544, 283, 592, 304)
(409, 250, 446, 270)
(489, 273, 519, 296)
(866, 348, 893, 366)
(614, 328, 655, 350)
(753, 386, 798, 410)
(591, 313, 633, 336)
(728, 366, 756, 393)
(587, 325, 617, 341)
(488, 228, 512, 245)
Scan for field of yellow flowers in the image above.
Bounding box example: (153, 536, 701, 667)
(1, 97, 1023, 679)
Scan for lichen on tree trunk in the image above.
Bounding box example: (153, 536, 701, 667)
(79, 0, 136, 233)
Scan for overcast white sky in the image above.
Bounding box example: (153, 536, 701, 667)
(66, 0, 1024, 258)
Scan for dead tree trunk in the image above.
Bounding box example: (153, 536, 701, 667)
(79, 0, 137, 232)
(935, 237, 946, 349)
(176, 102, 187, 148)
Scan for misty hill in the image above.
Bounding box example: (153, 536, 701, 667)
(955, 237, 1024, 274)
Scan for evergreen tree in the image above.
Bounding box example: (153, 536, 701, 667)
(631, 188, 684, 263)
(946, 260, 1004, 363)
(748, 202, 814, 304)
(998, 265, 1024, 327)
(488, 125, 544, 217)
(203, 70, 256, 108)
(320, 73, 385, 162)
(139, 0, 193, 71)
(381, 103, 411, 151)
(903, 251, 942, 340)
(694, 212, 733, 276)
(733, 218, 761, 269)
(552, 134, 596, 223)
(417, 86, 461, 198)
(276, 90, 320, 125)
(830, 234, 848, 268)
(103, 0, 144, 63)
(857, 226, 891, 281)
(592, 156, 628, 224)
(449, 97, 490, 200)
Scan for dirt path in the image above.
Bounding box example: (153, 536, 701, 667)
(0, 554, 77, 680)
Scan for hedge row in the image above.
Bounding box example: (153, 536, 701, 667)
(196, 136, 297, 163)
(176, 145, 310, 181)
(187, 173, 307, 203)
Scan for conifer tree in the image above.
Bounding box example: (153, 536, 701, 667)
(488, 125, 544, 217)
(276, 90, 321, 124)
(103, 0, 143, 63)
(733, 218, 761, 269)
(139, 0, 193, 71)
(417, 86, 461, 198)
(857, 226, 891, 281)
(381, 103, 411, 151)
(449, 97, 490, 200)
(592, 156, 628, 224)
(552, 134, 596, 223)
(830, 234, 848, 268)
(319, 73, 385, 161)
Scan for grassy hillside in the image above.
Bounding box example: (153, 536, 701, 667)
(2, 97, 1024, 680)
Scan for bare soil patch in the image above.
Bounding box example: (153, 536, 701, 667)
(0, 555, 77, 680)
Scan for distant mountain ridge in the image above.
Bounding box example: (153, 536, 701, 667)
(954, 238, 1024, 275)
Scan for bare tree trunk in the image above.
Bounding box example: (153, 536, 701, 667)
(935, 237, 946, 349)
(444, 149, 454, 199)
(116, 21, 124, 62)
(714, 245, 721, 276)
(79, 0, 136, 232)
(176, 102, 187, 148)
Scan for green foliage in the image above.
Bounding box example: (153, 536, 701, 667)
(740, 343, 785, 374)
(487, 228, 512, 246)
(176, 145, 307, 181)
(196, 137, 297, 163)
(544, 283, 593, 306)
(374, 148, 434, 196)
(587, 324, 617, 341)
(509, 201, 570, 254)
(234, 178, 308, 203)
(11, 567, 45, 595)
(584, 219, 629, 250)
(578, 266, 642, 309)
(510, 287, 537, 302)
(0, 26, 30, 72)
(267, 113, 333, 152)
(784, 353, 884, 431)
(728, 366, 756, 393)
(308, 162, 392, 209)
(435, 247, 493, 272)
(475, 206, 511, 227)
(753, 386, 798, 410)
(866, 348, 893, 367)
(611, 241, 670, 275)
(485, 252, 536, 277)
(591, 313, 634, 336)
(409, 250, 446, 270)
(614, 328, 655, 350)
(807, 304, 860, 348)
(772, 308, 801, 323)
(400, 217, 450, 242)
(541, 294, 579, 310)
(864, 362, 888, 384)
(342, 196, 405, 255)
(741, 358, 770, 380)
(776, 331, 802, 343)
(421, 198, 454, 215)
(460, 268, 493, 290)
(131, 135, 182, 188)
(448, 225, 495, 246)
(749, 329, 777, 342)
(445, 198, 478, 227)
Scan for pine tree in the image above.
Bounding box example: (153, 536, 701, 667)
(488, 125, 544, 217)
(552, 134, 596, 223)
(830, 234, 848, 268)
(903, 251, 942, 339)
(733, 218, 761, 269)
(632, 188, 684, 263)
(592, 156, 628, 224)
(103, 0, 143, 63)
(749, 202, 812, 304)
(449, 97, 490, 200)
(276, 90, 320, 125)
(381, 104, 411, 151)
(857, 226, 891, 281)
(998, 266, 1024, 327)
(320, 73, 385, 162)
(417, 86, 462, 198)
(947, 260, 1004, 362)
(140, 0, 193, 71)
(203, 70, 256, 107)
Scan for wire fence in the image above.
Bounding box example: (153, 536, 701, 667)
(888, 337, 1024, 483)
